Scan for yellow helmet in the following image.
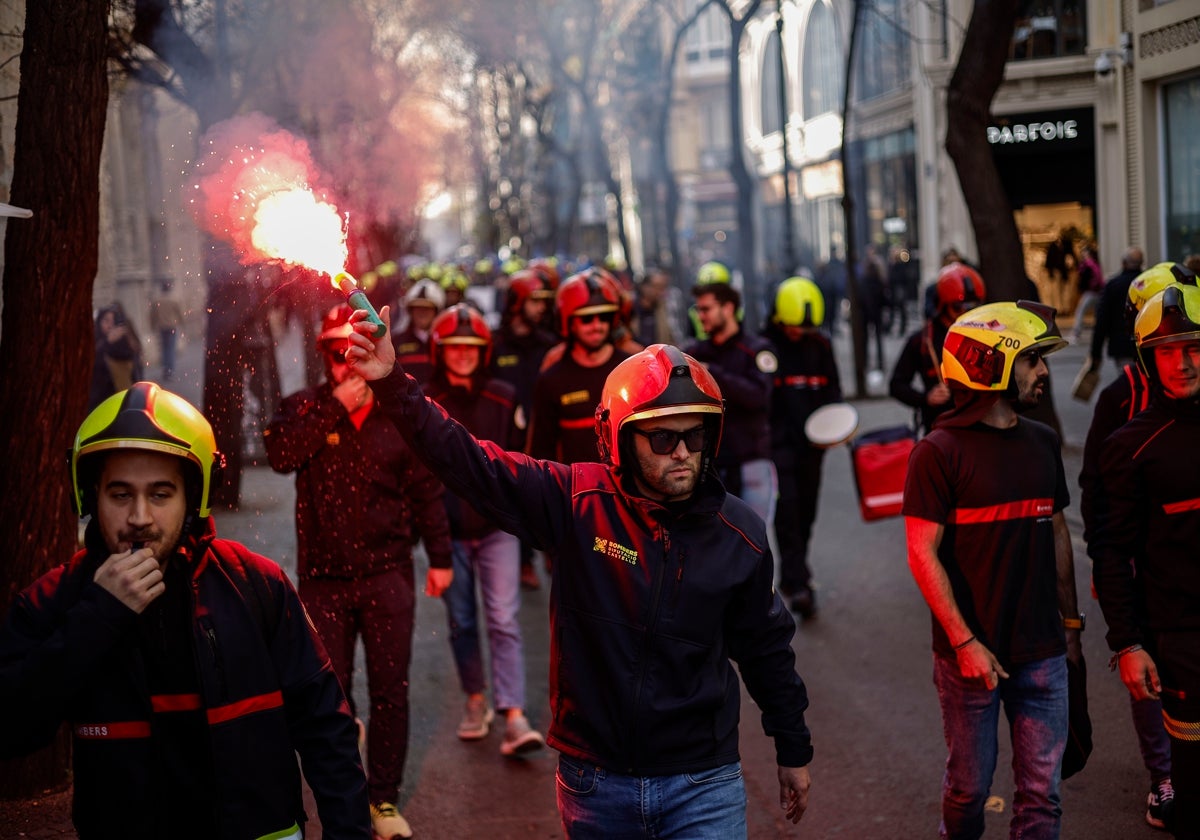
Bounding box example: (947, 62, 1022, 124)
(696, 261, 731, 285)
(71, 382, 223, 518)
(774, 277, 825, 327)
(1125, 262, 1198, 334)
(941, 300, 1067, 391)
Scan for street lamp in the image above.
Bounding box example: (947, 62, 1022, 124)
(775, 3, 797, 276)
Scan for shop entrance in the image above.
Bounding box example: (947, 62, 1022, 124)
(989, 107, 1096, 316)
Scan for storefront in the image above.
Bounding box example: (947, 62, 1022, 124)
(988, 106, 1096, 312)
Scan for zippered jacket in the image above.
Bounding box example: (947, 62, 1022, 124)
(0, 519, 369, 839)
(373, 364, 813, 774)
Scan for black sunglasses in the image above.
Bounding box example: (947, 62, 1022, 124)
(629, 425, 708, 455)
(327, 348, 349, 364)
(575, 311, 614, 325)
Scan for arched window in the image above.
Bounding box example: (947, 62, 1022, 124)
(802, 2, 843, 119)
(761, 28, 782, 135)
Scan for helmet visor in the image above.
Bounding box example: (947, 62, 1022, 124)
(943, 331, 1005, 388)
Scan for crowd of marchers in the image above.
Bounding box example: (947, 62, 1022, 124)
(1, 250, 1199, 840)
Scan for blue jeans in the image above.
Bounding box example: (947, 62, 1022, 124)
(444, 530, 526, 710)
(556, 754, 747, 839)
(739, 458, 777, 526)
(933, 653, 1067, 840)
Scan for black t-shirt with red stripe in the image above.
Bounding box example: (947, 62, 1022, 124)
(902, 418, 1069, 666)
(527, 349, 629, 464)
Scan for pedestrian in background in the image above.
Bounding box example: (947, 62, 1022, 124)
(89, 302, 144, 411)
(904, 301, 1081, 839)
(265, 305, 454, 840)
(347, 321, 814, 837)
(148, 280, 184, 382)
(0, 383, 369, 839)
(427, 304, 546, 757)
(1088, 247, 1145, 375)
(1070, 244, 1105, 343)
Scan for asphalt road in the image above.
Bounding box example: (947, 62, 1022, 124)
(0, 316, 1169, 839)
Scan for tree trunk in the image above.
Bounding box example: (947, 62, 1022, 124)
(0, 0, 110, 797)
(945, 0, 1025, 302)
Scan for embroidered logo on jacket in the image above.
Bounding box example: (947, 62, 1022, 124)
(594, 536, 638, 566)
(561, 389, 592, 406)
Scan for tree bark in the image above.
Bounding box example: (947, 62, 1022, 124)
(944, 0, 1025, 302)
(0, 0, 111, 797)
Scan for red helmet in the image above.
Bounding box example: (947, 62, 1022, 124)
(594, 344, 724, 470)
(431, 303, 493, 368)
(528, 258, 561, 292)
(934, 263, 986, 321)
(504, 269, 554, 317)
(318, 304, 355, 345)
(555, 268, 622, 336)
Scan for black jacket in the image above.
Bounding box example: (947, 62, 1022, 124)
(264, 383, 452, 579)
(684, 330, 776, 466)
(374, 364, 813, 775)
(0, 520, 369, 839)
(1090, 395, 1200, 651)
(889, 321, 950, 435)
(1090, 268, 1141, 363)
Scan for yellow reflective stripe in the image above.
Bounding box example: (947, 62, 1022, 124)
(256, 824, 301, 840)
(1162, 711, 1200, 742)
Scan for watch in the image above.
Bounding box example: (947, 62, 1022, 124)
(1063, 612, 1085, 631)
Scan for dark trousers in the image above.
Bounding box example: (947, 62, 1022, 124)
(1155, 630, 1200, 839)
(301, 567, 415, 806)
(773, 448, 825, 594)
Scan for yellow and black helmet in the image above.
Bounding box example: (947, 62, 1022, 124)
(71, 382, 223, 518)
(942, 300, 1067, 392)
(774, 277, 825, 327)
(1125, 262, 1198, 335)
(1135, 283, 1200, 355)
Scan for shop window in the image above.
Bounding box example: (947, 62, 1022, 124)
(1011, 1, 1087, 60)
(1164, 76, 1200, 261)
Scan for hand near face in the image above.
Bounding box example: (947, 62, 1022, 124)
(332, 373, 370, 412)
(94, 548, 165, 614)
(346, 306, 397, 381)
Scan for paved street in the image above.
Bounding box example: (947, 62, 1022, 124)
(0, 312, 1171, 838)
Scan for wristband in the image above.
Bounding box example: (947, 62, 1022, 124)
(1108, 643, 1143, 671)
(953, 635, 976, 651)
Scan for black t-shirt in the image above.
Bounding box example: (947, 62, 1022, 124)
(527, 349, 629, 464)
(902, 419, 1069, 666)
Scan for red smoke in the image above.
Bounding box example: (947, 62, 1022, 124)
(188, 112, 343, 268)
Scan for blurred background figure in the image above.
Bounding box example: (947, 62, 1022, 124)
(1070, 244, 1104, 343)
(890, 263, 986, 436)
(148, 280, 184, 382)
(631, 265, 683, 347)
(763, 277, 840, 619)
(89, 302, 144, 411)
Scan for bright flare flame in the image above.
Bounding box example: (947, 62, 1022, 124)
(250, 188, 347, 280)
